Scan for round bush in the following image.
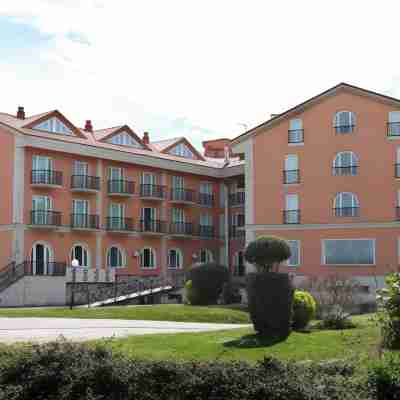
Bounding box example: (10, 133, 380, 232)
(244, 236, 291, 272)
(186, 263, 230, 305)
(292, 290, 317, 330)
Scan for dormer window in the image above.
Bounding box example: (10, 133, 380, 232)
(33, 117, 72, 135)
(107, 131, 142, 148)
(334, 111, 355, 134)
(169, 143, 195, 159)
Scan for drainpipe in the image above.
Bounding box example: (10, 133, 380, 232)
(223, 182, 229, 269)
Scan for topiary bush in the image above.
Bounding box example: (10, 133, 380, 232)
(244, 236, 293, 338)
(185, 263, 230, 305)
(292, 290, 317, 330)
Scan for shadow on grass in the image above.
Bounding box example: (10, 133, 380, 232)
(223, 333, 289, 349)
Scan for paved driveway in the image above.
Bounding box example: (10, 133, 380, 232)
(0, 318, 249, 343)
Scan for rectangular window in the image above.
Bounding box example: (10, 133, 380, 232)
(323, 239, 375, 265)
(109, 167, 122, 180)
(141, 172, 156, 185)
(73, 199, 89, 214)
(284, 194, 299, 223)
(172, 208, 184, 223)
(288, 119, 303, 143)
(200, 182, 212, 194)
(73, 161, 88, 176)
(200, 214, 212, 226)
(284, 155, 299, 184)
(32, 155, 52, 170)
(389, 112, 400, 136)
(287, 240, 300, 266)
(109, 203, 123, 218)
(172, 176, 184, 188)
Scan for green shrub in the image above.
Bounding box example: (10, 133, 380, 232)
(368, 352, 400, 400)
(317, 306, 356, 330)
(377, 272, 400, 349)
(186, 263, 230, 305)
(292, 290, 317, 330)
(244, 235, 291, 272)
(0, 341, 370, 400)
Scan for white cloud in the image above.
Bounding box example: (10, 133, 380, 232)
(0, 0, 400, 147)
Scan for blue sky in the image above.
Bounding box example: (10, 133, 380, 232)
(0, 1, 400, 150)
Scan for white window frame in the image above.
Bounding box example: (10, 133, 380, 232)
(321, 238, 376, 266)
(334, 192, 359, 209)
(287, 240, 301, 266)
(169, 143, 195, 159)
(168, 248, 183, 269)
(107, 246, 125, 268)
(73, 161, 89, 176)
(334, 111, 356, 131)
(140, 247, 156, 269)
(199, 249, 213, 263)
(33, 117, 72, 135)
(32, 155, 52, 171)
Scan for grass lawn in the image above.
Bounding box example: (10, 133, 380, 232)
(104, 314, 380, 364)
(0, 304, 250, 324)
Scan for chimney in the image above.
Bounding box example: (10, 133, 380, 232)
(84, 120, 93, 132)
(143, 131, 150, 145)
(16, 106, 25, 120)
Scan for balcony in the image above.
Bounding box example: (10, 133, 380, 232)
(139, 184, 166, 201)
(334, 125, 355, 134)
(198, 193, 214, 207)
(229, 191, 245, 207)
(334, 207, 359, 217)
(169, 222, 194, 237)
(198, 225, 214, 239)
(106, 217, 134, 233)
(170, 188, 196, 204)
(31, 170, 63, 187)
(139, 219, 166, 235)
(30, 210, 62, 228)
(283, 170, 300, 184)
(107, 180, 135, 196)
(288, 129, 304, 144)
(71, 175, 100, 192)
(283, 210, 300, 224)
(395, 164, 400, 178)
(333, 166, 358, 176)
(70, 214, 100, 230)
(388, 122, 400, 137)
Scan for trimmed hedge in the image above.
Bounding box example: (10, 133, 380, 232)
(186, 263, 230, 305)
(292, 290, 317, 330)
(0, 341, 372, 400)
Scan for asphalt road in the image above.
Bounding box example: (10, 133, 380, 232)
(0, 318, 249, 343)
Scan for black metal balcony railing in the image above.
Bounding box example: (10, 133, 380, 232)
(199, 225, 214, 238)
(106, 217, 134, 231)
(24, 261, 67, 276)
(30, 210, 62, 226)
(31, 170, 63, 186)
(107, 180, 135, 195)
(139, 219, 166, 234)
(169, 222, 194, 236)
(283, 210, 300, 224)
(71, 175, 100, 191)
(334, 125, 355, 134)
(229, 226, 245, 238)
(288, 129, 304, 144)
(198, 193, 214, 207)
(229, 191, 245, 207)
(170, 188, 196, 203)
(332, 166, 358, 176)
(334, 207, 359, 217)
(395, 164, 400, 178)
(140, 184, 165, 199)
(70, 213, 100, 229)
(283, 170, 300, 184)
(388, 122, 400, 137)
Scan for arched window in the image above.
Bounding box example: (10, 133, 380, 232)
(70, 244, 90, 267)
(140, 247, 156, 269)
(334, 192, 359, 217)
(168, 249, 183, 269)
(334, 111, 355, 134)
(107, 246, 124, 268)
(233, 251, 245, 276)
(199, 249, 213, 263)
(333, 151, 358, 176)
